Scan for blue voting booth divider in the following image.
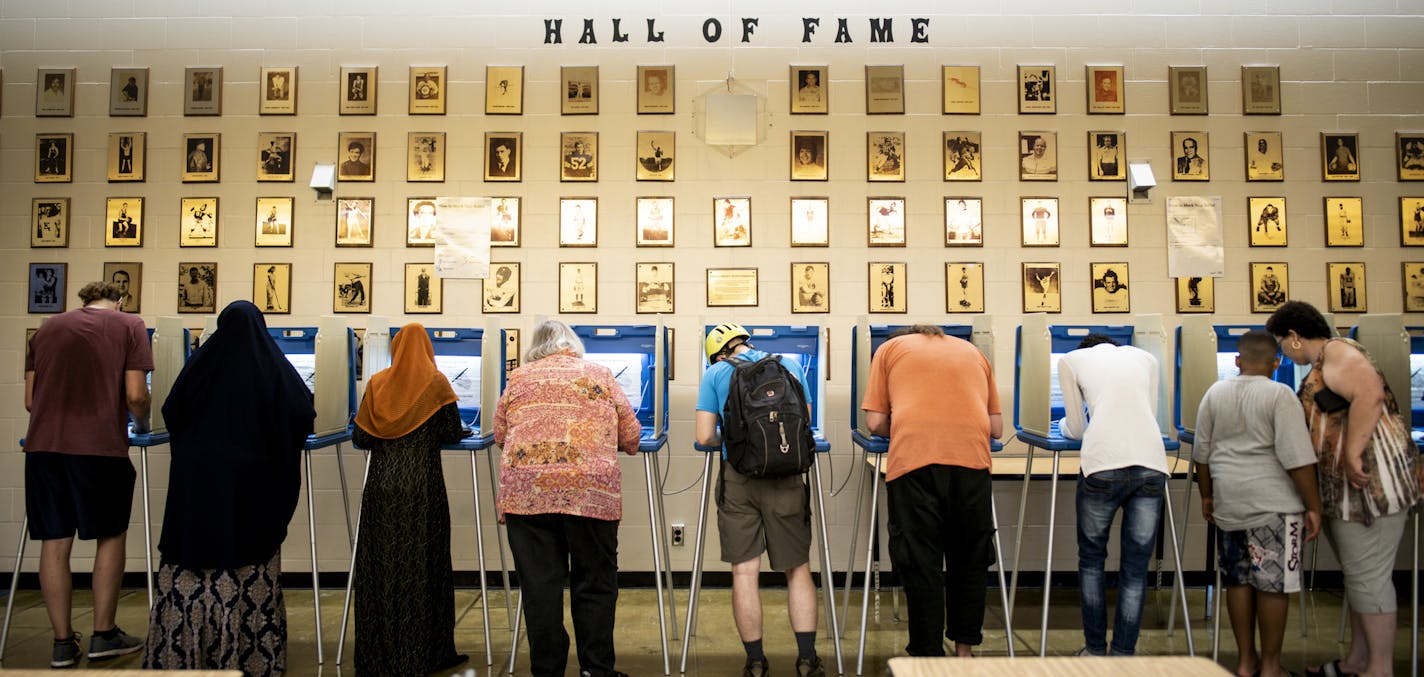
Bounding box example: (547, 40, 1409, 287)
(335, 325, 509, 667)
(269, 323, 357, 665)
(1008, 319, 1194, 657)
(3, 321, 191, 661)
(843, 323, 1011, 671)
(681, 325, 843, 676)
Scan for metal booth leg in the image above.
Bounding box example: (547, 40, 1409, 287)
(335, 442, 355, 553)
(1167, 457, 1194, 638)
(507, 590, 523, 675)
(678, 453, 716, 674)
(989, 494, 1015, 657)
(484, 448, 514, 627)
(651, 451, 678, 641)
(469, 450, 494, 665)
(855, 459, 883, 675)
(1, 514, 29, 662)
(643, 452, 671, 675)
(810, 456, 844, 674)
(1037, 449, 1061, 657)
(303, 448, 325, 664)
(139, 446, 154, 611)
(1007, 444, 1037, 619)
(1411, 510, 1419, 677)
(1161, 486, 1195, 656)
(840, 446, 870, 638)
(336, 451, 371, 664)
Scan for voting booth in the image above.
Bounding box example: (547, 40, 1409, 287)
(842, 318, 1008, 670)
(335, 321, 508, 666)
(1008, 315, 1194, 657)
(268, 317, 357, 665)
(681, 325, 842, 676)
(3, 318, 192, 658)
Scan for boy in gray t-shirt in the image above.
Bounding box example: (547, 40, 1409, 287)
(1193, 330, 1322, 677)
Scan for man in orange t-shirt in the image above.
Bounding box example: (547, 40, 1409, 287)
(860, 325, 1002, 657)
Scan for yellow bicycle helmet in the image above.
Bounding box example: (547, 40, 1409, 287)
(704, 323, 751, 364)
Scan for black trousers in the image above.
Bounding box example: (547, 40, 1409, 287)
(885, 464, 995, 654)
(506, 513, 620, 677)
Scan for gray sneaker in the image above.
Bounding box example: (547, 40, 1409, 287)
(87, 627, 143, 660)
(51, 634, 81, 669)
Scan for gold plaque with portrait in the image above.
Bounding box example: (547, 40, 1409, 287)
(1090, 262, 1131, 314)
(259, 66, 297, 115)
(483, 263, 520, 314)
(1250, 262, 1289, 313)
(636, 262, 675, 314)
(1086, 65, 1124, 114)
(865, 65, 905, 115)
(1248, 197, 1288, 247)
(869, 262, 906, 314)
(1241, 65, 1281, 115)
(1169, 65, 1208, 115)
(941, 65, 980, 115)
(1175, 276, 1215, 314)
(945, 262, 984, 313)
(339, 66, 377, 115)
(1022, 263, 1062, 313)
(409, 66, 447, 115)
(790, 65, 828, 114)
(637, 65, 674, 114)
(1324, 196, 1364, 247)
(254, 263, 292, 314)
(107, 132, 146, 182)
(485, 65, 524, 115)
(790, 131, 828, 181)
(1245, 131, 1284, 181)
(1326, 262, 1366, 313)
(559, 262, 598, 314)
(1017, 65, 1056, 114)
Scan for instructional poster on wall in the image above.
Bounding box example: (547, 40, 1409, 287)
(1165, 196, 1225, 278)
(434, 197, 492, 278)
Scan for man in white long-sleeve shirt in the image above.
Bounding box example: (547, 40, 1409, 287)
(1057, 334, 1169, 656)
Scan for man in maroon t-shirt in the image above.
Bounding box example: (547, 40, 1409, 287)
(24, 281, 152, 667)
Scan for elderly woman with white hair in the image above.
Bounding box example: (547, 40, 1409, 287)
(493, 320, 641, 677)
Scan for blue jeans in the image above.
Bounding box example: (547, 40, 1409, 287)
(1076, 466, 1166, 656)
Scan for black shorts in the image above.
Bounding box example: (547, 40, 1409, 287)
(25, 452, 136, 541)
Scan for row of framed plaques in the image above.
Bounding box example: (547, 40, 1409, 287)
(36, 129, 1424, 186)
(27, 64, 1290, 119)
(31, 194, 1424, 251)
(29, 259, 1407, 317)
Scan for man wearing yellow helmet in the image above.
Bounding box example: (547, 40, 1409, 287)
(696, 323, 824, 677)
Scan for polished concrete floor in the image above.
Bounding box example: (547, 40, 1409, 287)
(0, 584, 1417, 675)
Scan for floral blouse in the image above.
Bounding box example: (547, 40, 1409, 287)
(1298, 338, 1421, 525)
(493, 352, 642, 521)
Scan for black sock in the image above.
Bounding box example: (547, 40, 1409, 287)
(795, 631, 817, 659)
(95, 627, 119, 640)
(54, 635, 76, 644)
(743, 639, 764, 660)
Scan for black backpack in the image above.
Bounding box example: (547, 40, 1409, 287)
(721, 353, 815, 478)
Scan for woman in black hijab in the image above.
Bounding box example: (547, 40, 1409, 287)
(143, 301, 315, 676)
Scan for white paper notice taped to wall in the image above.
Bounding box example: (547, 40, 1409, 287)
(1166, 196, 1225, 278)
(434, 197, 492, 278)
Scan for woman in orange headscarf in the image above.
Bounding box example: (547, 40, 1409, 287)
(352, 323, 470, 676)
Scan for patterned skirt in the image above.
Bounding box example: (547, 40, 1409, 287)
(143, 551, 286, 677)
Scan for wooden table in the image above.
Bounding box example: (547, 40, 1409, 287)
(887, 656, 1229, 676)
